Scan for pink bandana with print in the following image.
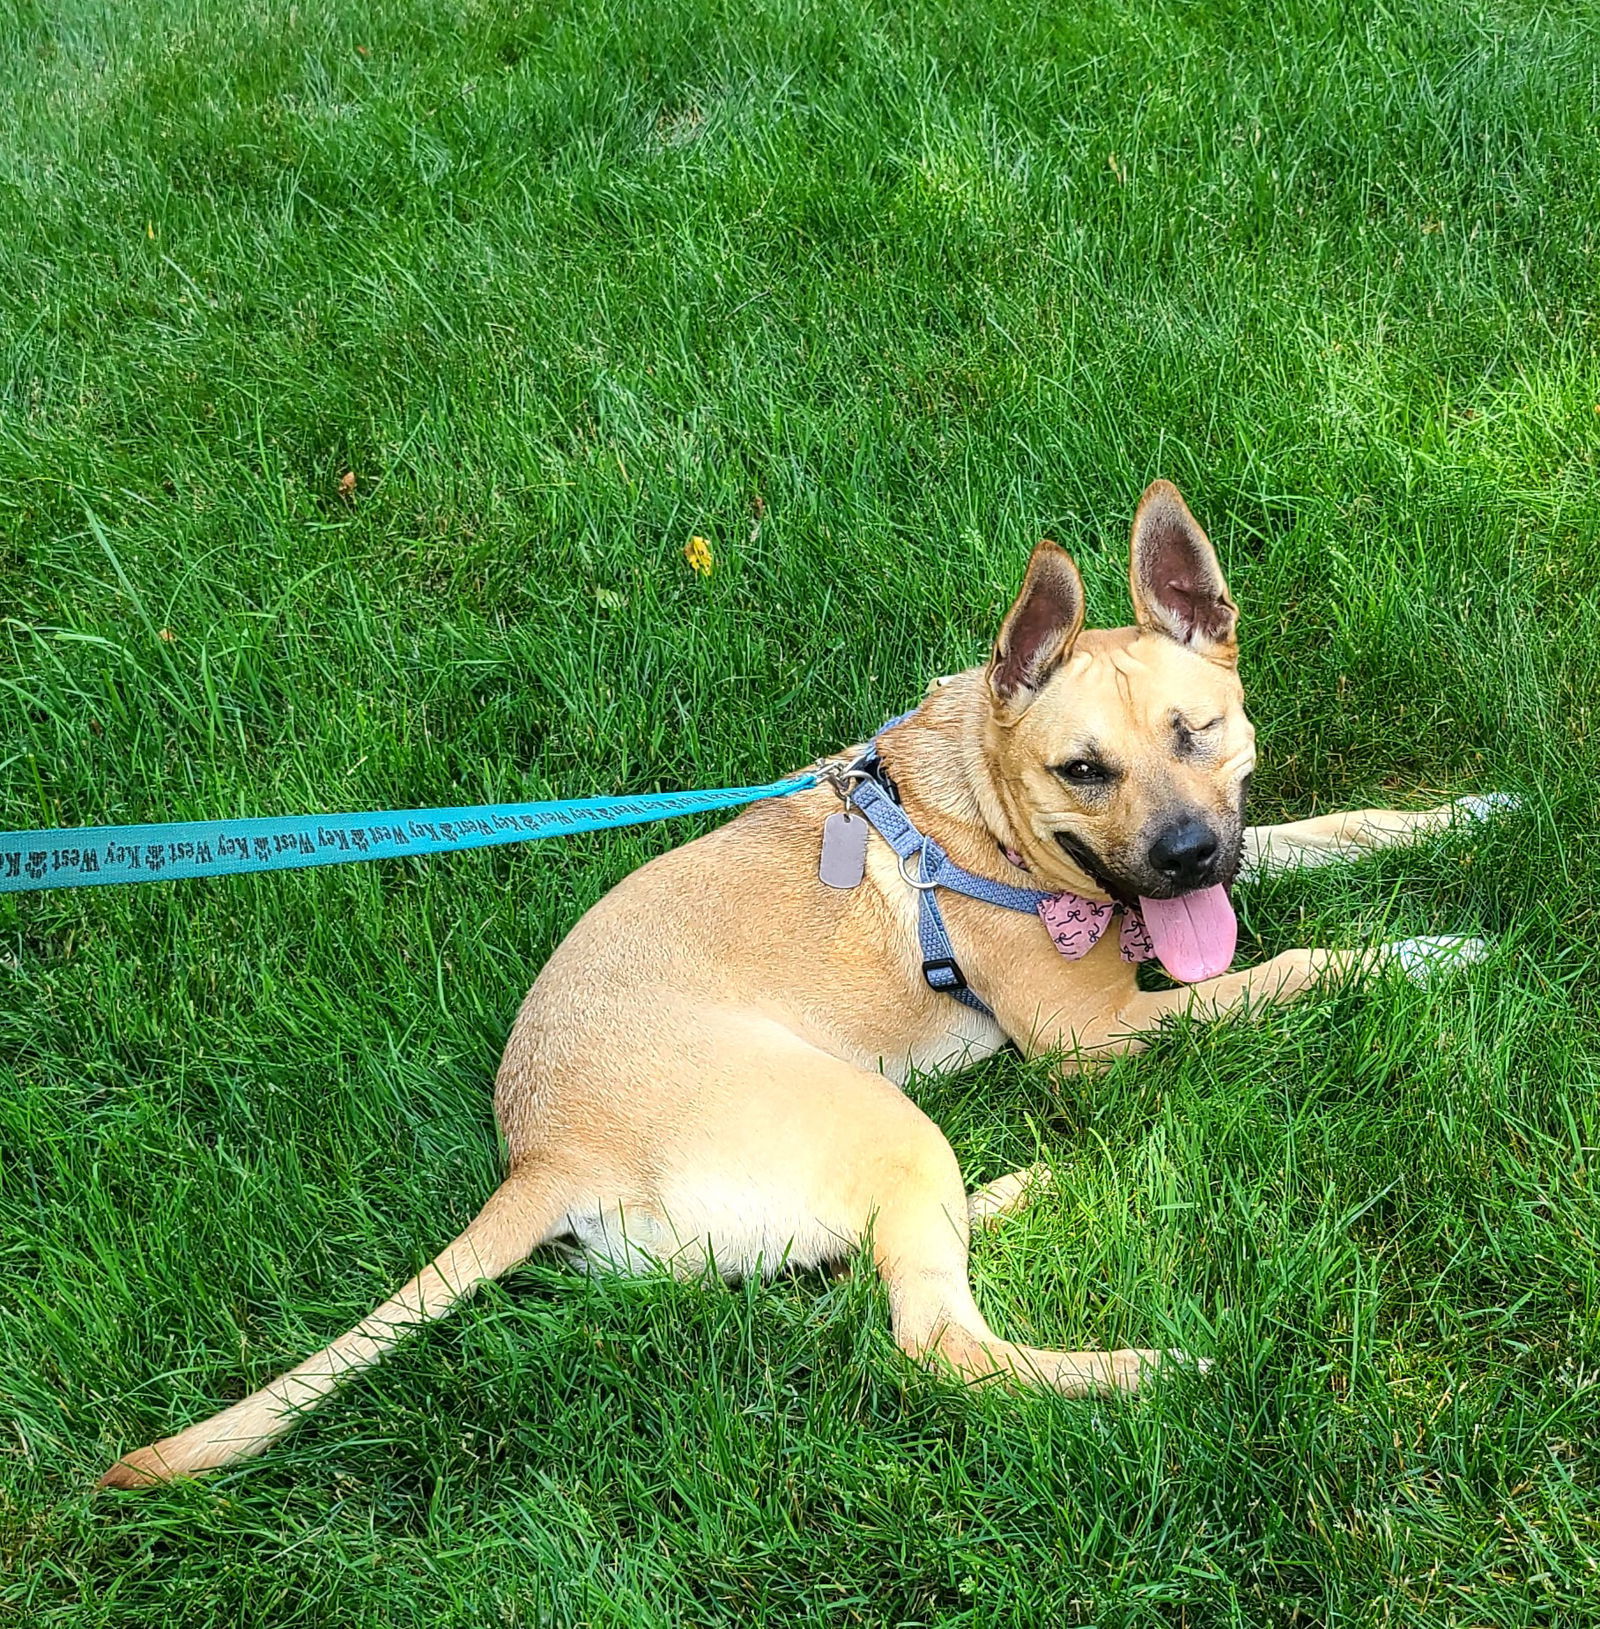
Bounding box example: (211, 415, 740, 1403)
(1000, 839, 1239, 982)
(1001, 844, 1154, 964)
(1036, 892, 1154, 963)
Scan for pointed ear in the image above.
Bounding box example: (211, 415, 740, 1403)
(989, 540, 1085, 713)
(1128, 481, 1238, 662)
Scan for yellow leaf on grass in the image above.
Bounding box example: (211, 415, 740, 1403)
(684, 535, 714, 577)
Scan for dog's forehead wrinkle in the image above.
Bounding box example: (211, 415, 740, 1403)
(1103, 646, 1146, 710)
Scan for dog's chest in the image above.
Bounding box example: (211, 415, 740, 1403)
(843, 842, 1012, 1081)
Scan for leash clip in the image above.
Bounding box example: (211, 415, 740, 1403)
(814, 757, 871, 813)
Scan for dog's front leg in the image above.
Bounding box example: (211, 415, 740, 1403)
(1094, 936, 1488, 1054)
(1001, 936, 1488, 1068)
(1002, 949, 1361, 1066)
(1239, 793, 1516, 880)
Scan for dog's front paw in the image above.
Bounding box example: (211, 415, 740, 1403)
(1450, 792, 1521, 824)
(1377, 934, 1490, 985)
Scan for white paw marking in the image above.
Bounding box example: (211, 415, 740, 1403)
(1451, 792, 1520, 823)
(1380, 934, 1490, 984)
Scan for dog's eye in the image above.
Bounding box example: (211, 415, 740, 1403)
(1055, 759, 1112, 786)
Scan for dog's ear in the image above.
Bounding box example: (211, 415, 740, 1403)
(989, 540, 1085, 713)
(1128, 481, 1238, 663)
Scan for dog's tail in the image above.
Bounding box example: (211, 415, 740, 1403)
(99, 1163, 567, 1489)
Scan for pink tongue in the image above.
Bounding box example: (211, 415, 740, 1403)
(1137, 885, 1238, 983)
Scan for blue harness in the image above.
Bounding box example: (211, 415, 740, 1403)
(840, 735, 1055, 1019)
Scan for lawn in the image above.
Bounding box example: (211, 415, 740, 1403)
(2, 0, 1599, 1622)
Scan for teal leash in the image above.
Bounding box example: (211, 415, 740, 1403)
(0, 773, 820, 893)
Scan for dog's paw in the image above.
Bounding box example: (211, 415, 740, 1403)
(1377, 934, 1490, 985)
(967, 1162, 1054, 1231)
(1102, 1348, 1167, 1391)
(1450, 792, 1521, 824)
(98, 1444, 181, 1490)
(1103, 1348, 1213, 1391)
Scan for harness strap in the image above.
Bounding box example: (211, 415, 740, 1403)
(849, 777, 1052, 1017)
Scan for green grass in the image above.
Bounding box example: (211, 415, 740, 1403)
(2, 0, 1599, 1621)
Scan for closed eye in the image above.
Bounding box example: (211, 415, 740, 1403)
(1173, 715, 1225, 757)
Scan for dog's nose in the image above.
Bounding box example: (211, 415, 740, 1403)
(1147, 818, 1219, 889)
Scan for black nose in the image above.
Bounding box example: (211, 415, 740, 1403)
(1147, 818, 1219, 889)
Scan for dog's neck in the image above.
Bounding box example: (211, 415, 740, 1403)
(872, 669, 1110, 902)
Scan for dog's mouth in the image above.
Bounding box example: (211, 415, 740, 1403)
(1053, 829, 1239, 984)
(1053, 830, 1135, 904)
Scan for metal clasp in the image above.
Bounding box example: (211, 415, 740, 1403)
(814, 758, 871, 813)
(897, 838, 940, 892)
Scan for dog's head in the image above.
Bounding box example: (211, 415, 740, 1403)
(983, 481, 1254, 927)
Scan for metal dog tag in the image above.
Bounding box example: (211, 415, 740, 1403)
(819, 810, 868, 889)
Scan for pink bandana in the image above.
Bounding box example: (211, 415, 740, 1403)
(1037, 892, 1154, 963)
(1001, 844, 1154, 965)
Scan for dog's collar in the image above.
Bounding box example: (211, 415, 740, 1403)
(840, 736, 1154, 1015)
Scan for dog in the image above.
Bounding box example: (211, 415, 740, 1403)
(101, 480, 1497, 1487)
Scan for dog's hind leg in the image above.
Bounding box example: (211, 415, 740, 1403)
(99, 1162, 573, 1488)
(967, 1163, 1053, 1232)
(645, 1033, 1173, 1396)
(852, 1102, 1165, 1394)
(1239, 794, 1516, 880)
(874, 1156, 1163, 1394)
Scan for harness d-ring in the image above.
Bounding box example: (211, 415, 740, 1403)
(897, 840, 940, 891)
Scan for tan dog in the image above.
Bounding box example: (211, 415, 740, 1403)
(102, 481, 1494, 1488)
